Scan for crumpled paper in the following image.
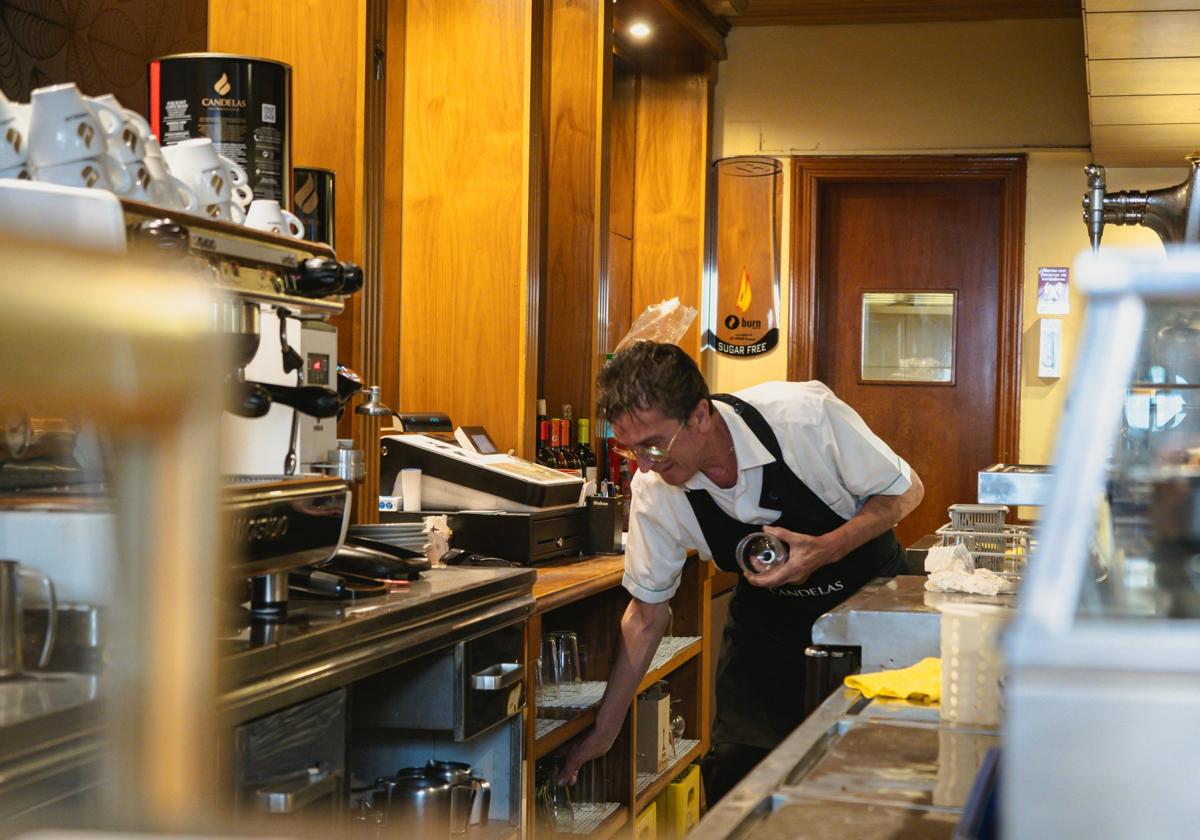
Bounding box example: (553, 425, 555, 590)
(924, 542, 1016, 595)
(925, 543, 974, 575)
(926, 567, 1017, 596)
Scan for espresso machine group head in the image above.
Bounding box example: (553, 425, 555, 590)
(1083, 156, 1200, 251)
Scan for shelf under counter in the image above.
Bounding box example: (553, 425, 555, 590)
(635, 738, 703, 812)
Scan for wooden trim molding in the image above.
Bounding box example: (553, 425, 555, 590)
(787, 155, 1025, 467)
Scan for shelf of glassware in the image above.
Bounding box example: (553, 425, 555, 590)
(533, 635, 701, 759)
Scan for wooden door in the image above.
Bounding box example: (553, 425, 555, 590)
(790, 157, 1024, 549)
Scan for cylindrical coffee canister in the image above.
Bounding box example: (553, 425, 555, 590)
(149, 53, 293, 206)
(292, 167, 335, 247)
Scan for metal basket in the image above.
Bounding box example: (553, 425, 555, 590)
(935, 521, 1035, 576)
(948, 503, 1009, 532)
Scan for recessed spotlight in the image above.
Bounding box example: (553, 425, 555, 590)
(629, 21, 652, 39)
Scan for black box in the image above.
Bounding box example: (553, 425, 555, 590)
(585, 495, 624, 554)
(379, 508, 586, 565)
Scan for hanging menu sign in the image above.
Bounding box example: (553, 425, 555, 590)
(706, 157, 781, 357)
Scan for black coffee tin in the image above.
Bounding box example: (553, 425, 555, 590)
(293, 167, 335, 248)
(149, 52, 293, 206)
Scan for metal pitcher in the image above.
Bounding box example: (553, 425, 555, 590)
(425, 759, 490, 832)
(0, 559, 57, 679)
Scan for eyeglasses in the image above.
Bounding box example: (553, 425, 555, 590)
(611, 420, 686, 464)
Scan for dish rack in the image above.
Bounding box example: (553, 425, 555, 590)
(935, 503, 1035, 576)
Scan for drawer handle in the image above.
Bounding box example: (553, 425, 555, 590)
(471, 662, 523, 690)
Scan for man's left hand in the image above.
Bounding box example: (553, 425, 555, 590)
(745, 525, 844, 588)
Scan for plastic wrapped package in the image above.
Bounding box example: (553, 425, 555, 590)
(613, 298, 698, 354)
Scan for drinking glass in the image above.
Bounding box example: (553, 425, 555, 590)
(539, 635, 561, 704)
(536, 757, 575, 833)
(551, 630, 581, 702)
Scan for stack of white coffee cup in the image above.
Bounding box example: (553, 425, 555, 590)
(0, 82, 307, 239)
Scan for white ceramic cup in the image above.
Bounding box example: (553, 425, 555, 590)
(117, 159, 160, 203)
(244, 199, 304, 237)
(86, 94, 143, 164)
(200, 200, 246, 224)
(142, 153, 198, 211)
(160, 138, 252, 208)
(0, 92, 29, 170)
(28, 83, 123, 167)
(0, 162, 32, 180)
(35, 154, 131, 193)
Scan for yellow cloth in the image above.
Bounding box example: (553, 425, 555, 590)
(844, 657, 941, 704)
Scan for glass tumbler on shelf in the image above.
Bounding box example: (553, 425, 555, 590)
(536, 756, 575, 834)
(539, 635, 561, 705)
(551, 630, 582, 702)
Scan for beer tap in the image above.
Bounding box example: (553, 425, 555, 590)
(1083, 156, 1200, 251)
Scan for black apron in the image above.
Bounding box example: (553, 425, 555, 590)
(687, 394, 906, 749)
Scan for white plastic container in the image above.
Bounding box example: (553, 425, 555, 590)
(939, 602, 1010, 726)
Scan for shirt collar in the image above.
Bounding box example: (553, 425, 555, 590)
(683, 398, 775, 491)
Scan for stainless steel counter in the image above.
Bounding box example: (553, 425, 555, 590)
(0, 565, 536, 821)
(691, 689, 998, 840)
(220, 565, 536, 724)
(813, 574, 1015, 671)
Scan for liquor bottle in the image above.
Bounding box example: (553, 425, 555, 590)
(537, 398, 548, 429)
(559, 419, 582, 472)
(576, 418, 598, 484)
(536, 420, 554, 468)
(549, 419, 569, 470)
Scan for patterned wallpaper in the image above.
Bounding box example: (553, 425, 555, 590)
(0, 0, 207, 116)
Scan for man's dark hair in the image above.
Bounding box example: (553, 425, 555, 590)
(596, 341, 710, 423)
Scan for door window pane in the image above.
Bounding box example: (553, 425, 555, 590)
(860, 291, 956, 383)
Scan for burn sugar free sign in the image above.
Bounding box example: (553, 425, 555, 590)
(707, 157, 782, 357)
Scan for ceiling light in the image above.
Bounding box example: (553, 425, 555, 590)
(629, 21, 652, 39)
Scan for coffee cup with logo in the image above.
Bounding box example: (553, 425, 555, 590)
(86, 94, 144, 165)
(118, 159, 162, 203)
(34, 154, 131, 193)
(244, 199, 304, 238)
(29, 83, 122, 168)
(0, 92, 29, 170)
(0, 162, 32, 181)
(161, 137, 253, 209)
(143, 153, 198, 211)
(201, 199, 246, 225)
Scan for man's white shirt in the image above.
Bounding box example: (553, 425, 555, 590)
(622, 381, 912, 603)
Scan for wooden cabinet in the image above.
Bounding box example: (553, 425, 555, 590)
(525, 556, 713, 839)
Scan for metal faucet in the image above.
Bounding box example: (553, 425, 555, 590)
(1083, 156, 1200, 251)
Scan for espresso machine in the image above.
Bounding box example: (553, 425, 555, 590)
(1083, 156, 1200, 250)
(122, 199, 371, 618)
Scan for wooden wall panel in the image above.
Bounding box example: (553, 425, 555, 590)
(609, 58, 637, 241)
(379, 0, 406, 418)
(0, 0, 206, 114)
(631, 57, 710, 362)
(543, 0, 609, 429)
(400, 0, 538, 455)
(607, 231, 634, 352)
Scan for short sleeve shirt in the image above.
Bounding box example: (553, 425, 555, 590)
(622, 380, 913, 603)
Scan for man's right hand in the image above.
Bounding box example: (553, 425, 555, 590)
(557, 723, 617, 785)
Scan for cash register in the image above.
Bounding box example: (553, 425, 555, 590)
(378, 426, 587, 564)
